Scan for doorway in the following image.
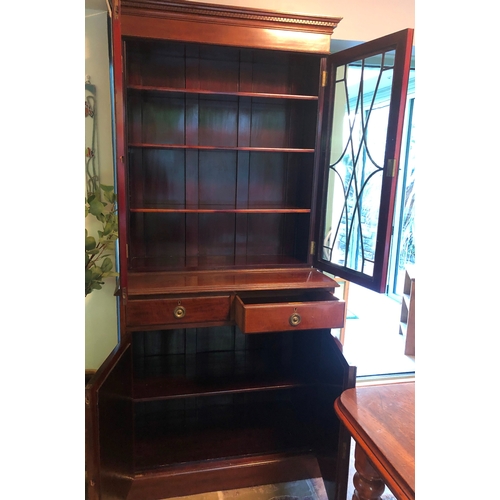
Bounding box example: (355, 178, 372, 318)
(341, 282, 415, 377)
(340, 71, 415, 379)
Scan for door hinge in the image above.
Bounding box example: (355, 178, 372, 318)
(122, 287, 128, 305)
(126, 243, 129, 258)
(321, 71, 328, 87)
(386, 158, 398, 177)
(310, 241, 316, 255)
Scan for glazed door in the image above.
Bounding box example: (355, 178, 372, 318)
(315, 29, 414, 293)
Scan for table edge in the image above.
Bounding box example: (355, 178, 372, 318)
(334, 397, 415, 500)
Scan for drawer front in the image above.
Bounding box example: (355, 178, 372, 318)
(126, 296, 231, 327)
(234, 291, 345, 334)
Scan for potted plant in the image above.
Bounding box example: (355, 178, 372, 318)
(85, 184, 118, 296)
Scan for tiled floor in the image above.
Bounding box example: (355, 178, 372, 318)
(161, 443, 398, 500)
(163, 477, 328, 500)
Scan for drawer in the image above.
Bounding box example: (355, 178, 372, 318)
(126, 295, 231, 327)
(234, 290, 345, 334)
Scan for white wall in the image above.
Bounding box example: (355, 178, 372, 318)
(85, 8, 119, 370)
(186, 0, 415, 42)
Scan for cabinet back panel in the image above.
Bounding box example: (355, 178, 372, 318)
(132, 328, 343, 382)
(129, 95, 186, 144)
(244, 213, 309, 257)
(126, 40, 321, 96)
(197, 97, 239, 147)
(198, 213, 236, 256)
(127, 41, 187, 88)
(133, 389, 338, 471)
(197, 53, 240, 92)
(128, 212, 309, 270)
(198, 151, 238, 206)
(129, 213, 186, 260)
(129, 149, 186, 208)
(128, 96, 316, 148)
(131, 326, 344, 471)
(129, 151, 313, 210)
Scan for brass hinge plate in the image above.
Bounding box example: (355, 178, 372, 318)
(321, 71, 328, 87)
(386, 159, 398, 177)
(310, 241, 316, 255)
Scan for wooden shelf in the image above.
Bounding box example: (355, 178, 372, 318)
(128, 143, 316, 152)
(133, 373, 309, 401)
(126, 268, 340, 296)
(130, 207, 311, 213)
(128, 85, 320, 101)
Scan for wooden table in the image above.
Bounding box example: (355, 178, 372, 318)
(334, 383, 415, 500)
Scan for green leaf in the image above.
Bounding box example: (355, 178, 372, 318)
(85, 186, 119, 295)
(88, 198, 106, 218)
(85, 269, 93, 283)
(85, 235, 96, 250)
(106, 192, 117, 204)
(101, 257, 113, 273)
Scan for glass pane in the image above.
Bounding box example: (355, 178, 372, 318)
(322, 50, 396, 277)
(395, 96, 416, 295)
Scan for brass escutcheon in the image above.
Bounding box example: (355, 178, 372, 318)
(289, 312, 301, 327)
(174, 305, 186, 319)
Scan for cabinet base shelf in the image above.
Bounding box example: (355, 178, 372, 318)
(126, 453, 325, 500)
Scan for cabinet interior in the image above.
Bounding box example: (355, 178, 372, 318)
(131, 327, 345, 473)
(124, 39, 321, 272)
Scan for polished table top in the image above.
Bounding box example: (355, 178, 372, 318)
(334, 382, 415, 500)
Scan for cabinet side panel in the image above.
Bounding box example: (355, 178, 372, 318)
(86, 341, 134, 499)
(317, 335, 356, 500)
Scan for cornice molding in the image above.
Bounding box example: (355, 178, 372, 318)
(121, 0, 341, 33)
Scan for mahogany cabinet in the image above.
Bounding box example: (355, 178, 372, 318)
(86, 2, 413, 499)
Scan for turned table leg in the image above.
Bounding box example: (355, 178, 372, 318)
(352, 444, 386, 500)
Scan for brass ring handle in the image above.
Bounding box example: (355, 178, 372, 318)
(289, 312, 301, 327)
(174, 305, 186, 319)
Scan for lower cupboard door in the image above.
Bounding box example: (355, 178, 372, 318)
(318, 334, 357, 500)
(86, 338, 134, 500)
